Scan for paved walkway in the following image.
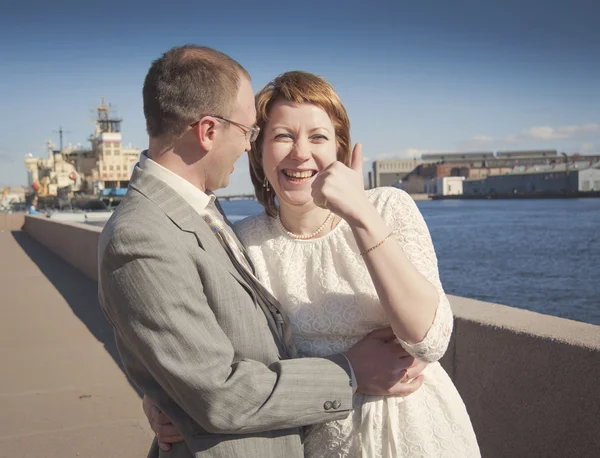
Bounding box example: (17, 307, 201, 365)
(0, 229, 153, 457)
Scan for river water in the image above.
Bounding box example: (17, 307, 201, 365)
(219, 197, 600, 325)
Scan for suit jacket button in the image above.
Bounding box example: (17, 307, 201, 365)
(332, 400, 341, 409)
(324, 401, 333, 411)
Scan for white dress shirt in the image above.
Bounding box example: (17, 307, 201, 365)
(138, 150, 214, 216)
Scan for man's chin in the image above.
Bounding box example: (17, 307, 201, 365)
(208, 177, 230, 192)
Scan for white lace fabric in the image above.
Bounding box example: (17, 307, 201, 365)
(234, 187, 480, 457)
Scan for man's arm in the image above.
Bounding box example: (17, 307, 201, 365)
(145, 337, 428, 451)
(99, 227, 353, 434)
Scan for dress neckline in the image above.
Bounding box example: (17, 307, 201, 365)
(269, 213, 347, 244)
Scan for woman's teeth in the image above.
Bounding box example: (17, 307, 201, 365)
(283, 170, 315, 181)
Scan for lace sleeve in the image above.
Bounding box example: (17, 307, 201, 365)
(380, 189, 453, 363)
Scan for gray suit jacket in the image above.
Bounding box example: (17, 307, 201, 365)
(98, 167, 353, 458)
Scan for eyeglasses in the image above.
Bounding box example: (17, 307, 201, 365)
(193, 115, 260, 143)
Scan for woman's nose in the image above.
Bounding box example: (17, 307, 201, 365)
(290, 138, 311, 161)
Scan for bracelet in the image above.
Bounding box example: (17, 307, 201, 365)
(360, 232, 394, 256)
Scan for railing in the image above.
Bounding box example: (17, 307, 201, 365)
(24, 215, 102, 281)
(1, 212, 25, 232)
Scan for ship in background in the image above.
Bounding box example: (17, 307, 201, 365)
(24, 99, 140, 208)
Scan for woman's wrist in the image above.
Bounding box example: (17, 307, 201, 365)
(345, 200, 382, 230)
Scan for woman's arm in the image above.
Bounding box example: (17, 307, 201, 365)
(348, 191, 441, 344)
(312, 146, 451, 359)
(351, 189, 454, 362)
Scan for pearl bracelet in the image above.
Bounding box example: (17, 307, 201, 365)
(360, 232, 395, 256)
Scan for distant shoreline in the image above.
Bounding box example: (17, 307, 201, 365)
(431, 191, 600, 200)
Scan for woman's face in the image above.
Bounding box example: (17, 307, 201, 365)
(261, 100, 337, 210)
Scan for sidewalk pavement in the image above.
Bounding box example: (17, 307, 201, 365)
(0, 229, 153, 458)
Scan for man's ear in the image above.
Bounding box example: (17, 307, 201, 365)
(194, 118, 218, 151)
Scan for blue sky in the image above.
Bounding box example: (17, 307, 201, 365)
(1, 0, 599, 194)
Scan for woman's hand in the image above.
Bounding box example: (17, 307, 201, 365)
(142, 395, 184, 451)
(311, 143, 376, 227)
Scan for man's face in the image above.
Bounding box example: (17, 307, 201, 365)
(206, 77, 256, 191)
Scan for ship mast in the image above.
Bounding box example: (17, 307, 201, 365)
(96, 97, 122, 134)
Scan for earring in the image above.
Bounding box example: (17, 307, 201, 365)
(263, 176, 270, 191)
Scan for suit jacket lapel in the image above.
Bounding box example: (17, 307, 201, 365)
(128, 167, 286, 354)
(128, 166, 252, 294)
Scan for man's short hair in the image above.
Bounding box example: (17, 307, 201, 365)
(143, 45, 250, 140)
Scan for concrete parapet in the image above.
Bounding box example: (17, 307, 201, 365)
(442, 295, 600, 458)
(24, 215, 102, 281)
(1, 213, 25, 232)
(22, 216, 600, 457)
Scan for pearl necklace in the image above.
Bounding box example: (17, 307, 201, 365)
(277, 211, 334, 240)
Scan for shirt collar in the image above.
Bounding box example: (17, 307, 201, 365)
(138, 150, 214, 215)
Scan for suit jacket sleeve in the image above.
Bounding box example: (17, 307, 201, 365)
(98, 225, 353, 435)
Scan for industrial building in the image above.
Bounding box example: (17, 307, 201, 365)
(495, 149, 558, 158)
(423, 176, 465, 196)
(463, 167, 600, 197)
(421, 152, 494, 164)
(369, 149, 600, 198)
(370, 150, 567, 192)
(367, 159, 420, 188)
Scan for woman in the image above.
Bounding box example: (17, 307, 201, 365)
(148, 71, 480, 457)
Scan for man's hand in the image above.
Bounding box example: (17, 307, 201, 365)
(345, 327, 427, 396)
(141, 327, 427, 448)
(142, 395, 184, 451)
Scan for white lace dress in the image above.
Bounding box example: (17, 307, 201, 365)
(233, 187, 480, 458)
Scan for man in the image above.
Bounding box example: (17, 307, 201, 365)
(98, 45, 424, 458)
